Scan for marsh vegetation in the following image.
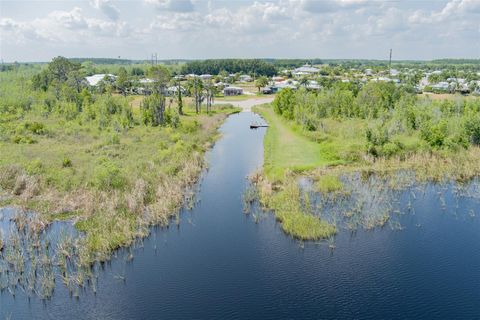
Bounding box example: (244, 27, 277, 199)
(252, 81, 480, 241)
(0, 58, 239, 298)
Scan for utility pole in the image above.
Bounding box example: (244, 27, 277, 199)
(389, 48, 392, 76)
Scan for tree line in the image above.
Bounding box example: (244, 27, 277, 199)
(273, 82, 480, 158)
(180, 59, 277, 77)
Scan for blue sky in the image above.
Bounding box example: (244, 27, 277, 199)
(0, 0, 479, 62)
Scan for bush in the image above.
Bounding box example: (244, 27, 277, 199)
(26, 159, 44, 175)
(62, 157, 72, 168)
(25, 121, 47, 135)
(12, 135, 37, 144)
(381, 142, 401, 157)
(464, 116, 480, 145)
(421, 120, 448, 148)
(181, 120, 199, 133)
(92, 159, 126, 190)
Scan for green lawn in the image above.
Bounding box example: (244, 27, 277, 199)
(254, 105, 343, 180)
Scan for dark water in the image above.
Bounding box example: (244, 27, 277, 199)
(2, 112, 480, 319)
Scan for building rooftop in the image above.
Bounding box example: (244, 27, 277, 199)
(85, 74, 116, 86)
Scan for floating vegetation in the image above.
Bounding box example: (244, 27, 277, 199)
(0, 208, 98, 300)
(247, 169, 480, 246)
(243, 183, 259, 214)
(247, 173, 337, 240)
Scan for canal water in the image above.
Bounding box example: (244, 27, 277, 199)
(1, 111, 480, 319)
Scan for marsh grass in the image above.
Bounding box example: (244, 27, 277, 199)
(250, 172, 336, 240)
(316, 175, 343, 193)
(0, 102, 239, 298)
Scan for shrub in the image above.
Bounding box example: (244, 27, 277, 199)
(464, 115, 480, 145)
(25, 121, 47, 135)
(92, 159, 126, 190)
(62, 157, 72, 168)
(381, 142, 401, 157)
(181, 120, 199, 133)
(12, 135, 37, 144)
(421, 120, 448, 148)
(26, 159, 44, 175)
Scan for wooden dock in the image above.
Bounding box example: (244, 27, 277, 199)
(250, 124, 269, 129)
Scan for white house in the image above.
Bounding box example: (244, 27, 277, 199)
(431, 82, 450, 92)
(85, 74, 116, 86)
(166, 86, 186, 96)
(390, 69, 399, 77)
(200, 74, 212, 80)
(239, 75, 252, 82)
(293, 65, 320, 74)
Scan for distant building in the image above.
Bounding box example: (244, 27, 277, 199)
(390, 69, 399, 77)
(261, 87, 273, 94)
(200, 74, 212, 80)
(166, 86, 186, 96)
(293, 65, 320, 74)
(85, 74, 116, 86)
(364, 69, 373, 76)
(371, 77, 392, 82)
(431, 82, 450, 92)
(223, 86, 243, 96)
(239, 75, 252, 82)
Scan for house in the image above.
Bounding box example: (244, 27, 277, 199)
(223, 86, 243, 96)
(271, 80, 298, 92)
(239, 74, 252, 82)
(166, 86, 186, 96)
(390, 69, 399, 77)
(292, 71, 310, 78)
(85, 74, 116, 86)
(261, 87, 273, 94)
(371, 76, 392, 82)
(200, 74, 212, 80)
(305, 80, 321, 90)
(214, 82, 228, 89)
(293, 65, 319, 74)
(431, 82, 450, 92)
(364, 69, 373, 76)
(132, 78, 155, 95)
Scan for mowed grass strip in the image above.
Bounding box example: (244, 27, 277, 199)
(254, 104, 341, 180)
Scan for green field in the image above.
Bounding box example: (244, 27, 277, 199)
(254, 105, 345, 180)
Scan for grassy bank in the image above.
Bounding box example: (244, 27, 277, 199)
(251, 173, 336, 240)
(252, 99, 480, 240)
(0, 103, 239, 263)
(255, 105, 343, 181)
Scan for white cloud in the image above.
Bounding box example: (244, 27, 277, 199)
(0, 0, 478, 61)
(1, 7, 131, 45)
(145, 0, 195, 12)
(300, 0, 371, 13)
(91, 0, 120, 21)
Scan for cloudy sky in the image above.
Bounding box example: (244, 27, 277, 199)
(0, 0, 479, 62)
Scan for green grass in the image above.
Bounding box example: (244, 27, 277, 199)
(316, 174, 343, 193)
(259, 177, 336, 240)
(254, 105, 344, 180)
(0, 103, 240, 263)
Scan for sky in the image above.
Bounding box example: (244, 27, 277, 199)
(0, 0, 479, 62)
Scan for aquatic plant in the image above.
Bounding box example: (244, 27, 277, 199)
(253, 174, 336, 240)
